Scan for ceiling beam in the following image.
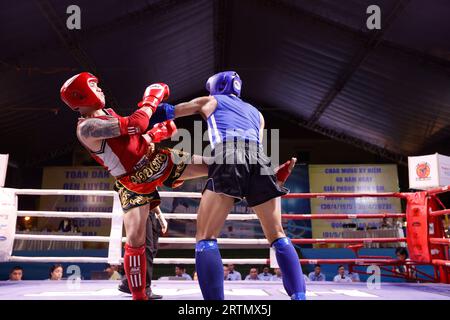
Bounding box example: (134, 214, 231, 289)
(305, 0, 411, 127)
(1, 0, 196, 73)
(34, 0, 121, 109)
(252, 99, 407, 165)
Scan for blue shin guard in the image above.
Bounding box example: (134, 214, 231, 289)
(195, 239, 224, 300)
(272, 237, 306, 300)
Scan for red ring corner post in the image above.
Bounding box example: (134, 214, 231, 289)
(405, 186, 450, 283)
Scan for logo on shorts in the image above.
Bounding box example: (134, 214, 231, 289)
(416, 162, 431, 180)
(0, 236, 7, 241)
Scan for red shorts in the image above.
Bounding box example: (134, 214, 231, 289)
(114, 147, 190, 212)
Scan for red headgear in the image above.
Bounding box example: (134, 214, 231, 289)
(60, 72, 105, 111)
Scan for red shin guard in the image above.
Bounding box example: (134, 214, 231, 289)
(124, 244, 147, 300)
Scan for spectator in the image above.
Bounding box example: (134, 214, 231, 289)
(308, 264, 326, 281)
(393, 219, 406, 247)
(9, 266, 23, 281)
(303, 274, 310, 283)
(347, 270, 360, 282)
(105, 264, 122, 280)
(193, 271, 198, 281)
(394, 247, 408, 274)
(333, 265, 352, 283)
(58, 219, 79, 233)
(258, 266, 273, 281)
(381, 218, 393, 229)
(245, 267, 260, 281)
(394, 247, 416, 279)
(49, 264, 64, 281)
(227, 264, 242, 281)
(223, 265, 231, 280)
(175, 265, 192, 280)
(270, 268, 282, 281)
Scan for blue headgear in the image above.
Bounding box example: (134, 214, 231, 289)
(205, 71, 242, 97)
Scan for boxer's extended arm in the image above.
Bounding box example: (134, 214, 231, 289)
(78, 108, 152, 140)
(174, 96, 217, 119)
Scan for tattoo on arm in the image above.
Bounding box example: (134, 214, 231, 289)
(79, 118, 121, 139)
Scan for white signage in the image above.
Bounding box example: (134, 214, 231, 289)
(0, 154, 8, 187)
(408, 153, 450, 190)
(0, 188, 17, 262)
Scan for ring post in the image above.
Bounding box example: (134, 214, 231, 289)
(107, 193, 123, 265)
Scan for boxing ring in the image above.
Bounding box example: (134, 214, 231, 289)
(1, 186, 450, 300)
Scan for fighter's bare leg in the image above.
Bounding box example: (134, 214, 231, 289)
(195, 190, 235, 300)
(251, 198, 285, 243)
(177, 155, 296, 185)
(251, 197, 306, 300)
(195, 189, 235, 241)
(122, 205, 150, 300)
(178, 155, 209, 181)
(123, 205, 149, 246)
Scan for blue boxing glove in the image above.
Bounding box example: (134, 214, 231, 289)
(148, 103, 175, 127)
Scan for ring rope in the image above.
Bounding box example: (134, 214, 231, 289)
(4, 187, 449, 274)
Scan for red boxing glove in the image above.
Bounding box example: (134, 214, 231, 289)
(275, 158, 297, 183)
(137, 83, 170, 112)
(146, 120, 177, 143)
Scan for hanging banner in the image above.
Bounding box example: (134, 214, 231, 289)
(308, 164, 401, 248)
(39, 167, 114, 245)
(281, 164, 311, 241)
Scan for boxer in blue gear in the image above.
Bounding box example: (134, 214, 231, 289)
(148, 103, 175, 126)
(195, 239, 224, 300)
(167, 71, 304, 300)
(272, 237, 306, 300)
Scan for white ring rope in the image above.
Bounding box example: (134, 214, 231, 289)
(14, 234, 269, 245)
(17, 210, 115, 219)
(3, 188, 271, 265)
(163, 213, 258, 220)
(8, 256, 268, 264)
(17, 211, 260, 221)
(15, 189, 202, 199)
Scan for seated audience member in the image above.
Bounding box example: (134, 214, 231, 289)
(175, 265, 192, 280)
(9, 266, 23, 281)
(303, 273, 310, 282)
(333, 265, 352, 283)
(394, 247, 416, 279)
(227, 264, 242, 281)
(49, 264, 64, 281)
(270, 268, 282, 281)
(308, 264, 326, 281)
(347, 270, 360, 282)
(223, 265, 232, 280)
(258, 266, 273, 281)
(58, 219, 79, 232)
(380, 217, 393, 229)
(245, 267, 261, 281)
(105, 264, 122, 280)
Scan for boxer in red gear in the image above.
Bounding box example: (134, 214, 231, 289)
(60, 72, 207, 300)
(60, 73, 296, 300)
